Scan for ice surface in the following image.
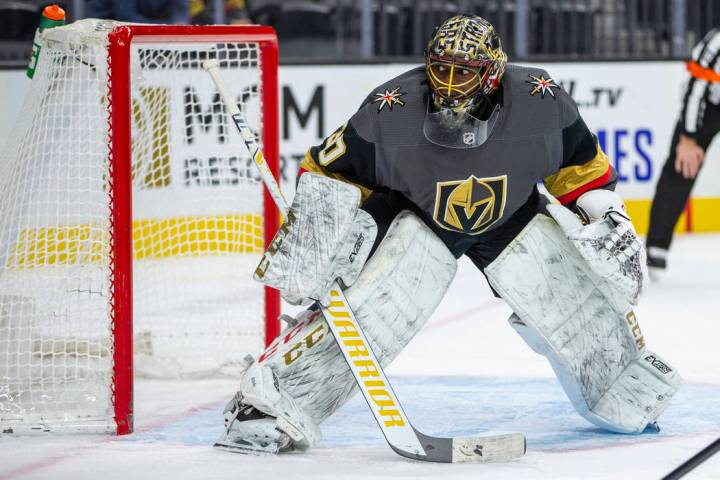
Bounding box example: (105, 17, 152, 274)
(1, 234, 719, 479)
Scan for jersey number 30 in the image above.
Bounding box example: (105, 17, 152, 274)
(318, 123, 348, 166)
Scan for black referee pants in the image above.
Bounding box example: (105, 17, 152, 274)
(647, 115, 719, 251)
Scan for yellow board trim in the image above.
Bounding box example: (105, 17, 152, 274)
(7, 225, 106, 268)
(7, 214, 264, 269)
(625, 199, 686, 235)
(687, 197, 720, 232)
(6, 197, 720, 270)
(133, 214, 264, 259)
(586, 197, 720, 236)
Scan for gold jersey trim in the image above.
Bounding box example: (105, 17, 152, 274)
(543, 143, 610, 199)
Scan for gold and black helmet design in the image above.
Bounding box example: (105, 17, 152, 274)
(425, 15, 507, 113)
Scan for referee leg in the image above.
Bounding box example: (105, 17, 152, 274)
(647, 125, 694, 251)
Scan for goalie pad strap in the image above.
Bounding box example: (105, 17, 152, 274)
(487, 214, 680, 433)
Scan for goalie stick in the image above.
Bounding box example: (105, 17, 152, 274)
(203, 59, 526, 463)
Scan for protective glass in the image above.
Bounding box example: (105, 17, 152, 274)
(423, 103, 501, 149)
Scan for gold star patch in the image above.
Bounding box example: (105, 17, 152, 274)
(527, 75, 559, 98)
(372, 87, 406, 112)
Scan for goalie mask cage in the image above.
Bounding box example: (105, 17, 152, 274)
(0, 20, 280, 435)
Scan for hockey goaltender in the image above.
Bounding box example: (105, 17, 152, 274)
(214, 14, 682, 456)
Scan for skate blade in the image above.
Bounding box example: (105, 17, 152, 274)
(213, 438, 280, 455)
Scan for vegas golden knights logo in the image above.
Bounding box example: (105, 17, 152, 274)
(433, 175, 507, 235)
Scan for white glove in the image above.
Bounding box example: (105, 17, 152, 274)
(546, 190, 649, 305)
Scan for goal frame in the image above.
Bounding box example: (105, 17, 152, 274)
(106, 24, 280, 435)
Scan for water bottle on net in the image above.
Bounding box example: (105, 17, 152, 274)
(26, 4, 66, 79)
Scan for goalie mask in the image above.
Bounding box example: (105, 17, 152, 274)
(423, 15, 506, 148)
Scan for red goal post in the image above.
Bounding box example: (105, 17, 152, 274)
(108, 24, 281, 434)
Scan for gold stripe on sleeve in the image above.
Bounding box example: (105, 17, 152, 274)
(543, 144, 610, 199)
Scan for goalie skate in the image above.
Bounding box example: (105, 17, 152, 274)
(214, 392, 291, 455)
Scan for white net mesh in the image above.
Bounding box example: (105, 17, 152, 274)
(0, 20, 270, 432)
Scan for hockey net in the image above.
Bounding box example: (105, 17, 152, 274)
(0, 20, 280, 434)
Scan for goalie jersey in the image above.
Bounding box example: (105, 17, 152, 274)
(301, 64, 616, 258)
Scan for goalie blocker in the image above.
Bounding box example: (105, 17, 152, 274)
(220, 175, 679, 455)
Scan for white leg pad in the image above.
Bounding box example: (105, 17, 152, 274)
(252, 210, 457, 447)
(488, 214, 681, 433)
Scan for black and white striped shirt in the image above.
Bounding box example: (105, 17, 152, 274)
(681, 29, 720, 138)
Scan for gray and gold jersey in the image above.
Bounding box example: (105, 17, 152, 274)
(302, 64, 615, 254)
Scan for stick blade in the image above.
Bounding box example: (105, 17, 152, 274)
(393, 429, 526, 463)
(451, 433, 526, 463)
